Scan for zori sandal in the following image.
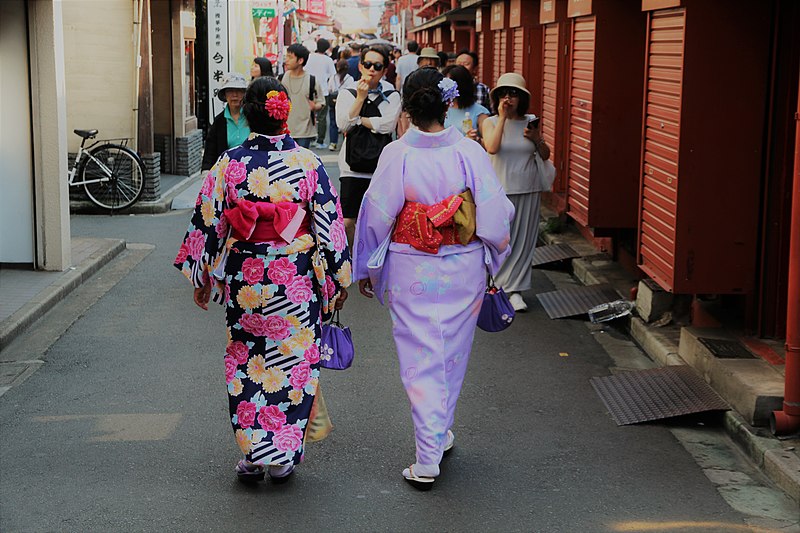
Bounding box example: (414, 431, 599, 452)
(443, 430, 455, 456)
(402, 465, 436, 491)
(268, 464, 295, 484)
(235, 460, 265, 484)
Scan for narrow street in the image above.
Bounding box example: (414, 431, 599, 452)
(1, 158, 796, 533)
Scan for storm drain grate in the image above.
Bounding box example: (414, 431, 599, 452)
(697, 337, 755, 359)
(532, 243, 580, 267)
(536, 284, 620, 319)
(590, 366, 729, 426)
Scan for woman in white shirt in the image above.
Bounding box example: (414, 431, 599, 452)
(326, 59, 353, 151)
(481, 73, 551, 312)
(336, 45, 402, 246)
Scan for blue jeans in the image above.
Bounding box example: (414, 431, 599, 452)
(326, 95, 338, 145)
(295, 137, 312, 148)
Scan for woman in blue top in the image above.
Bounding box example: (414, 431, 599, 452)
(442, 65, 490, 143)
(201, 73, 252, 172)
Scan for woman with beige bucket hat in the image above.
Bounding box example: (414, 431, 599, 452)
(481, 72, 551, 312)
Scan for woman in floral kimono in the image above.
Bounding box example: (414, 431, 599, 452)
(354, 68, 514, 490)
(175, 77, 351, 483)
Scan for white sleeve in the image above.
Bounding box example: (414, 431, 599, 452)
(336, 88, 358, 132)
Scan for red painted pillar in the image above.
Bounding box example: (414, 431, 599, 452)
(772, 75, 800, 435)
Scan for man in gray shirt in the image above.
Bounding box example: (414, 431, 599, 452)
(394, 40, 419, 91)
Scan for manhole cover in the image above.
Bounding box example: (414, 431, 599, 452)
(697, 338, 754, 359)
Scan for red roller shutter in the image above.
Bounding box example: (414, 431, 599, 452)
(566, 16, 595, 226)
(639, 8, 684, 290)
(512, 27, 524, 74)
(541, 24, 559, 163)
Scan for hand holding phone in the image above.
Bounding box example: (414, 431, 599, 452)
(527, 116, 541, 129)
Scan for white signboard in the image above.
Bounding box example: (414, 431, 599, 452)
(208, 0, 230, 120)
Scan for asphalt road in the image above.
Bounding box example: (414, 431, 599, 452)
(1, 159, 795, 532)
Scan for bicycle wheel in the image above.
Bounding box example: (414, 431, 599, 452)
(81, 144, 146, 210)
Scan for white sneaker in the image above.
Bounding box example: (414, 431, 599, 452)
(509, 293, 528, 312)
(328, 143, 337, 151)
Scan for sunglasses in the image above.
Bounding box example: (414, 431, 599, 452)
(498, 88, 521, 98)
(361, 61, 384, 71)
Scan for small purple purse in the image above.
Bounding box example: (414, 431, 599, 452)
(477, 275, 515, 332)
(320, 310, 354, 370)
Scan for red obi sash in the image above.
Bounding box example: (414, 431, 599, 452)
(392, 191, 477, 254)
(227, 199, 310, 243)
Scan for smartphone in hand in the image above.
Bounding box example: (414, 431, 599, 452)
(527, 116, 541, 129)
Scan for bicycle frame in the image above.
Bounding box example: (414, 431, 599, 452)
(68, 135, 132, 187)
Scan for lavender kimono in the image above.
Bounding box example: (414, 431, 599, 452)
(354, 127, 514, 467)
(175, 133, 351, 467)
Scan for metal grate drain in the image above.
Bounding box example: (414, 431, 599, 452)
(590, 366, 729, 426)
(532, 243, 580, 267)
(697, 337, 754, 359)
(536, 284, 620, 319)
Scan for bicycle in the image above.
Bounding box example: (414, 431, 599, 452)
(68, 129, 146, 211)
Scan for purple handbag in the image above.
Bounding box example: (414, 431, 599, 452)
(477, 275, 515, 332)
(320, 310, 354, 370)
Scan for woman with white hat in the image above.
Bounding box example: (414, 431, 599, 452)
(481, 72, 551, 312)
(201, 72, 251, 173)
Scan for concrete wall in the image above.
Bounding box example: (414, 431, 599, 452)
(29, 0, 71, 271)
(62, 0, 136, 153)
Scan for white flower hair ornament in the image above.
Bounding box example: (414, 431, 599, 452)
(438, 78, 459, 104)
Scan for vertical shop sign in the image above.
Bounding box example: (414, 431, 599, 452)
(207, 0, 229, 119)
(308, 0, 326, 15)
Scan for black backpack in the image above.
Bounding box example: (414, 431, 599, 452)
(279, 73, 317, 125)
(344, 88, 396, 173)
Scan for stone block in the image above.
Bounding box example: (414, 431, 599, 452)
(636, 278, 672, 322)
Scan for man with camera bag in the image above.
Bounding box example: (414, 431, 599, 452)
(336, 45, 402, 246)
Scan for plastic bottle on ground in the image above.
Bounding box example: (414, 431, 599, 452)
(588, 300, 634, 323)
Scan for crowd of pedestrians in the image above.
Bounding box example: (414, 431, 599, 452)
(187, 36, 550, 492)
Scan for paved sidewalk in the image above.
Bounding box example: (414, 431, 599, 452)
(539, 208, 800, 505)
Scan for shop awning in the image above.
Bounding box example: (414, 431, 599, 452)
(295, 9, 334, 27)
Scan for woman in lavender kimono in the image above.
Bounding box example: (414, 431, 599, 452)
(175, 77, 351, 484)
(354, 68, 514, 489)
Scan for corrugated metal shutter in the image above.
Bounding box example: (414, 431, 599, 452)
(566, 16, 595, 225)
(542, 24, 559, 162)
(477, 32, 485, 83)
(639, 8, 684, 290)
(513, 27, 524, 75)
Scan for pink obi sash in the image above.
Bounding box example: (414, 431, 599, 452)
(227, 199, 310, 243)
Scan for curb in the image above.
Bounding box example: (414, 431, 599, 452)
(538, 214, 800, 505)
(69, 173, 200, 215)
(0, 238, 126, 351)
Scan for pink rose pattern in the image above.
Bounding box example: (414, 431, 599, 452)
(273, 424, 304, 452)
(174, 147, 351, 466)
(267, 257, 297, 285)
(241, 257, 265, 285)
(236, 401, 257, 428)
(257, 405, 286, 432)
(285, 275, 314, 304)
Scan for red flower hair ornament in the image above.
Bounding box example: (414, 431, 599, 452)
(264, 90, 291, 121)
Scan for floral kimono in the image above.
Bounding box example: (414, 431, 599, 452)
(353, 127, 514, 468)
(175, 133, 351, 466)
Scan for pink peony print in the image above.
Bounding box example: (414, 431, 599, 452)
(175, 244, 189, 264)
(226, 341, 249, 365)
(239, 314, 270, 337)
(236, 400, 257, 428)
(267, 257, 297, 285)
(215, 214, 229, 240)
(335, 200, 343, 219)
(273, 424, 304, 452)
(285, 275, 314, 304)
(263, 315, 292, 340)
(289, 361, 312, 390)
(330, 219, 346, 252)
(185, 230, 206, 260)
(225, 160, 247, 185)
(257, 405, 286, 432)
(226, 181, 239, 204)
(304, 344, 320, 364)
(323, 275, 336, 300)
(241, 257, 265, 285)
(200, 172, 215, 197)
(224, 355, 237, 383)
(298, 170, 318, 201)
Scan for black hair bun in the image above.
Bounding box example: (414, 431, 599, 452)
(402, 68, 448, 127)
